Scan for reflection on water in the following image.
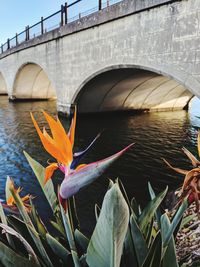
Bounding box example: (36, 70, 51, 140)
(0, 96, 200, 234)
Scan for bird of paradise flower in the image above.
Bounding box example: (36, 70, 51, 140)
(163, 134, 200, 216)
(31, 107, 134, 207)
(1, 177, 32, 213)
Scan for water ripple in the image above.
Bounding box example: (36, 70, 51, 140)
(0, 96, 200, 234)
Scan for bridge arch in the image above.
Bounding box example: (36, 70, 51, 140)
(0, 72, 7, 95)
(12, 63, 56, 100)
(74, 65, 194, 113)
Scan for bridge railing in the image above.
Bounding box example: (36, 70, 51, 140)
(0, 0, 122, 55)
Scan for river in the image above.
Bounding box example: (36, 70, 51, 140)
(0, 95, 200, 234)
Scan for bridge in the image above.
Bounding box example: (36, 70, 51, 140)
(0, 0, 199, 114)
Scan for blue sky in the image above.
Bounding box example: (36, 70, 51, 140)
(0, 0, 100, 44)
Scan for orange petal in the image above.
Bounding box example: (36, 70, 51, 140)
(31, 113, 70, 164)
(44, 163, 59, 184)
(7, 196, 15, 206)
(68, 106, 77, 148)
(42, 111, 73, 164)
(21, 194, 31, 203)
(162, 158, 188, 175)
(75, 164, 86, 171)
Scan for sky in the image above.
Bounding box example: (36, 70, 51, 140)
(0, 0, 101, 44)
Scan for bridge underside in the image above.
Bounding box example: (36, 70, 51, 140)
(12, 63, 56, 100)
(76, 69, 193, 114)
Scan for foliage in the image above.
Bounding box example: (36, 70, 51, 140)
(0, 155, 189, 266)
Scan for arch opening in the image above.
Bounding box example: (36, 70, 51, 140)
(75, 68, 193, 113)
(0, 72, 7, 95)
(12, 63, 56, 100)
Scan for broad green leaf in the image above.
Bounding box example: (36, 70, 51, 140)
(161, 214, 178, 267)
(86, 183, 129, 267)
(0, 240, 37, 267)
(142, 232, 162, 267)
(46, 233, 70, 262)
(0, 201, 15, 248)
(117, 179, 132, 210)
(138, 187, 168, 237)
(60, 204, 81, 267)
(0, 223, 40, 266)
(130, 214, 148, 267)
(24, 151, 59, 214)
(9, 183, 54, 267)
(162, 199, 188, 247)
(74, 229, 89, 252)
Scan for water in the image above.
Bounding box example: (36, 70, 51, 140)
(0, 95, 200, 234)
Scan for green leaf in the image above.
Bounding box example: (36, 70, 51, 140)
(46, 233, 70, 262)
(50, 220, 65, 236)
(0, 223, 40, 266)
(0, 201, 15, 248)
(74, 229, 89, 252)
(142, 232, 162, 267)
(130, 214, 148, 267)
(161, 214, 178, 267)
(30, 200, 47, 239)
(180, 214, 196, 229)
(117, 179, 132, 210)
(23, 151, 59, 214)
(0, 240, 37, 267)
(162, 199, 188, 247)
(131, 197, 140, 218)
(7, 215, 33, 245)
(86, 183, 129, 267)
(148, 182, 162, 229)
(138, 187, 168, 237)
(9, 183, 54, 267)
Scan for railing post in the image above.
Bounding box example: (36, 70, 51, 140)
(7, 39, 10, 50)
(99, 0, 102, 10)
(1, 44, 3, 54)
(41, 17, 44, 35)
(25, 26, 28, 41)
(61, 4, 64, 26)
(79, 13, 81, 19)
(107, 0, 109, 7)
(64, 2, 68, 24)
(27, 25, 30, 40)
(16, 33, 18, 46)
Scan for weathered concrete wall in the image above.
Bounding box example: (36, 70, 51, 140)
(0, 72, 7, 94)
(0, 0, 199, 113)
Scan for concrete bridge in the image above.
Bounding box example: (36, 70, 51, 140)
(0, 0, 199, 114)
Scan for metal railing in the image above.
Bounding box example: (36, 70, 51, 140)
(0, 0, 123, 54)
